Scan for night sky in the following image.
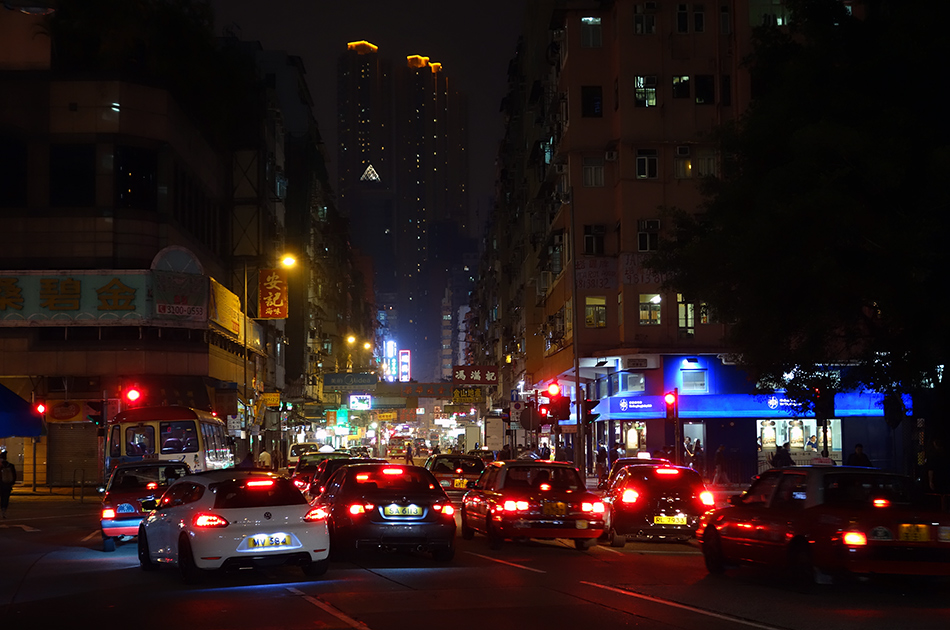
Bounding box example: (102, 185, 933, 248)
(210, 0, 527, 224)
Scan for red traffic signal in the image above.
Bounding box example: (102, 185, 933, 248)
(547, 382, 561, 397)
(664, 392, 676, 406)
(664, 390, 677, 420)
(125, 387, 142, 403)
(34, 401, 46, 414)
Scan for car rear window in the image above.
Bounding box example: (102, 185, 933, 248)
(109, 464, 189, 490)
(432, 457, 485, 475)
(212, 478, 307, 509)
(503, 466, 583, 491)
(823, 473, 916, 507)
(623, 466, 704, 488)
(344, 467, 439, 493)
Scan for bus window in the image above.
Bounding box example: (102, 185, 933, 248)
(125, 426, 154, 456)
(109, 425, 121, 458)
(160, 420, 199, 454)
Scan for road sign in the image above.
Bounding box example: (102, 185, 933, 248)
(510, 400, 524, 425)
(323, 372, 378, 390)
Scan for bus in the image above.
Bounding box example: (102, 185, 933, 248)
(105, 406, 233, 474)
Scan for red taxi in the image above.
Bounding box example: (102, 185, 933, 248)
(698, 466, 950, 587)
(423, 454, 486, 496)
(460, 460, 605, 550)
(99, 461, 190, 552)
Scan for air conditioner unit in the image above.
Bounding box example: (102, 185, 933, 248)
(555, 163, 567, 175)
(676, 145, 691, 157)
(638, 219, 661, 232)
(605, 150, 618, 162)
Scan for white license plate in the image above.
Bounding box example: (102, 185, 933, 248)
(248, 534, 290, 548)
(384, 504, 423, 516)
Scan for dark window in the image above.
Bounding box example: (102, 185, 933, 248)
(212, 478, 306, 509)
(50, 144, 95, 207)
(694, 4, 706, 32)
(695, 75, 715, 104)
(672, 76, 691, 99)
(720, 5, 731, 34)
(115, 145, 158, 211)
(581, 86, 604, 117)
(676, 3, 689, 32)
(584, 225, 605, 255)
(636, 149, 658, 179)
(0, 136, 28, 208)
(721, 74, 732, 106)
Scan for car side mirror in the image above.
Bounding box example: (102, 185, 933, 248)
(141, 498, 159, 511)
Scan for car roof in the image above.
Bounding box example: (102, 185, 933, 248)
(177, 469, 282, 484)
(490, 460, 576, 468)
(432, 454, 482, 460)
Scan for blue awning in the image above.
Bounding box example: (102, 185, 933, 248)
(0, 384, 45, 438)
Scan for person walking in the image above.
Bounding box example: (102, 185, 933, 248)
(770, 442, 795, 468)
(595, 445, 608, 484)
(845, 443, 873, 467)
(1, 451, 18, 518)
(711, 445, 731, 486)
(404, 442, 414, 465)
(258, 447, 272, 469)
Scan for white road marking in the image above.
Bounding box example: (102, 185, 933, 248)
(580, 581, 789, 630)
(82, 530, 101, 541)
(285, 587, 372, 630)
(466, 551, 546, 573)
(0, 523, 39, 532)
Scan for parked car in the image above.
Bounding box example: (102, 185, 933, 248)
(598, 457, 672, 490)
(312, 462, 456, 560)
(138, 469, 329, 583)
(460, 460, 605, 550)
(600, 463, 714, 546)
(697, 466, 950, 588)
(100, 461, 191, 552)
(423, 454, 486, 497)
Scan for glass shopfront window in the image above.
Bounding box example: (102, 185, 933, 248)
(757, 418, 841, 471)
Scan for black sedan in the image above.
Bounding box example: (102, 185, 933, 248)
(311, 463, 457, 561)
(601, 463, 715, 546)
(306, 457, 388, 499)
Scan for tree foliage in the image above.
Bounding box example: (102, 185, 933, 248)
(649, 0, 950, 409)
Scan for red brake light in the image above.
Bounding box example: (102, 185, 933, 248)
(539, 483, 551, 491)
(304, 506, 329, 522)
(621, 489, 639, 503)
(872, 498, 890, 508)
(246, 479, 275, 488)
(382, 468, 404, 475)
(581, 502, 605, 513)
(843, 531, 867, 546)
(700, 491, 715, 506)
(102, 508, 116, 519)
(146, 482, 158, 490)
(655, 467, 680, 475)
(349, 503, 374, 515)
(503, 500, 529, 511)
(455, 468, 463, 475)
(193, 513, 229, 528)
(442, 504, 455, 516)
(355, 474, 370, 481)
(293, 479, 308, 489)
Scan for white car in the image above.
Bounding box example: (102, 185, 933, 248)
(138, 469, 330, 583)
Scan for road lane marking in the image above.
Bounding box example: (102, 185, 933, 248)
(82, 531, 101, 541)
(0, 523, 39, 532)
(466, 552, 546, 573)
(286, 587, 372, 630)
(580, 581, 788, 630)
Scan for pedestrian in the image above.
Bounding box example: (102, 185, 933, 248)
(845, 443, 873, 467)
(595, 445, 608, 483)
(1, 451, 17, 518)
(693, 439, 705, 475)
(711, 445, 731, 485)
(258, 447, 272, 469)
(404, 442, 414, 464)
(770, 442, 795, 468)
(499, 443, 512, 460)
(684, 437, 694, 466)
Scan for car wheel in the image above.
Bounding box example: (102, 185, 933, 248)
(575, 538, 595, 551)
(102, 534, 116, 553)
(432, 544, 455, 562)
(702, 526, 726, 574)
(460, 509, 475, 540)
(302, 558, 329, 578)
(487, 518, 504, 550)
(788, 540, 816, 593)
(137, 527, 157, 571)
(178, 535, 204, 584)
(609, 528, 626, 548)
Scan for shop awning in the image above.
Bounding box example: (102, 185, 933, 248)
(0, 384, 45, 438)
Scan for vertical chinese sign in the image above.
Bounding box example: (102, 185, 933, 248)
(258, 268, 288, 319)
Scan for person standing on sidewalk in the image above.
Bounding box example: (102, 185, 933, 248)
(1, 451, 17, 518)
(711, 445, 731, 486)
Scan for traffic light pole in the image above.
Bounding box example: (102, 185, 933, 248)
(569, 187, 586, 476)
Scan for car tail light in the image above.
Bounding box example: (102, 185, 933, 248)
(304, 506, 329, 522)
(581, 502, 605, 513)
(872, 498, 890, 508)
(102, 508, 116, 519)
(455, 468, 463, 475)
(621, 489, 639, 503)
(246, 479, 274, 488)
(356, 474, 370, 481)
(382, 468, 404, 475)
(503, 500, 529, 511)
(655, 467, 680, 475)
(193, 513, 229, 528)
(699, 491, 715, 506)
(539, 483, 551, 491)
(843, 531, 867, 546)
(146, 482, 158, 490)
(433, 504, 456, 516)
(293, 479, 308, 490)
(348, 503, 374, 515)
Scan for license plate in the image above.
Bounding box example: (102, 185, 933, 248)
(384, 504, 423, 516)
(654, 514, 687, 525)
(453, 479, 468, 488)
(575, 520, 589, 530)
(248, 534, 290, 548)
(899, 524, 930, 542)
(542, 502, 567, 517)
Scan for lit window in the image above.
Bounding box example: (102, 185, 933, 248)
(585, 296, 607, 328)
(681, 370, 707, 392)
(634, 76, 657, 107)
(639, 294, 661, 325)
(678, 293, 695, 337)
(672, 75, 691, 99)
(581, 16, 602, 48)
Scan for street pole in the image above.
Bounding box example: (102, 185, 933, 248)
(242, 260, 249, 457)
(569, 185, 585, 475)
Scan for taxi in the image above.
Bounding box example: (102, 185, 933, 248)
(99, 461, 190, 552)
(698, 466, 950, 587)
(460, 460, 605, 550)
(423, 454, 486, 497)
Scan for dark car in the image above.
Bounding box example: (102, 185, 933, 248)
(697, 466, 950, 588)
(598, 456, 672, 489)
(312, 463, 457, 560)
(423, 454, 486, 497)
(601, 463, 714, 546)
(460, 460, 605, 550)
(290, 451, 352, 493)
(306, 457, 389, 499)
(467, 448, 497, 462)
(99, 461, 191, 552)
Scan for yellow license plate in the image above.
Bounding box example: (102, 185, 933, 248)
(654, 515, 687, 525)
(542, 502, 567, 517)
(248, 534, 290, 548)
(899, 524, 930, 542)
(453, 479, 468, 488)
(384, 504, 423, 516)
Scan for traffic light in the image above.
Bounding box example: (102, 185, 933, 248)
(86, 401, 103, 426)
(582, 399, 600, 425)
(814, 387, 834, 420)
(34, 401, 46, 415)
(557, 395, 572, 421)
(538, 403, 551, 420)
(664, 390, 677, 421)
(124, 385, 142, 406)
(547, 382, 561, 398)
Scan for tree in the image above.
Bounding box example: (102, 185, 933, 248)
(649, 0, 950, 424)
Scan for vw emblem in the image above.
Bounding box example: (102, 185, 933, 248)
(767, 396, 779, 410)
(264, 512, 272, 520)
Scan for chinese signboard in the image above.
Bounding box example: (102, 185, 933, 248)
(452, 365, 499, 385)
(258, 268, 288, 319)
(398, 383, 454, 398)
(575, 257, 618, 290)
(452, 387, 483, 404)
(324, 373, 378, 391)
(399, 350, 411, 382)
(153, 271, 208, 322)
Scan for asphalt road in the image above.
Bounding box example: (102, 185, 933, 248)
(1, 487, 947, 630)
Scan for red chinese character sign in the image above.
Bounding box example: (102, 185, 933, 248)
(258, 269, 288, 319)
(452, 365, 499, 385)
